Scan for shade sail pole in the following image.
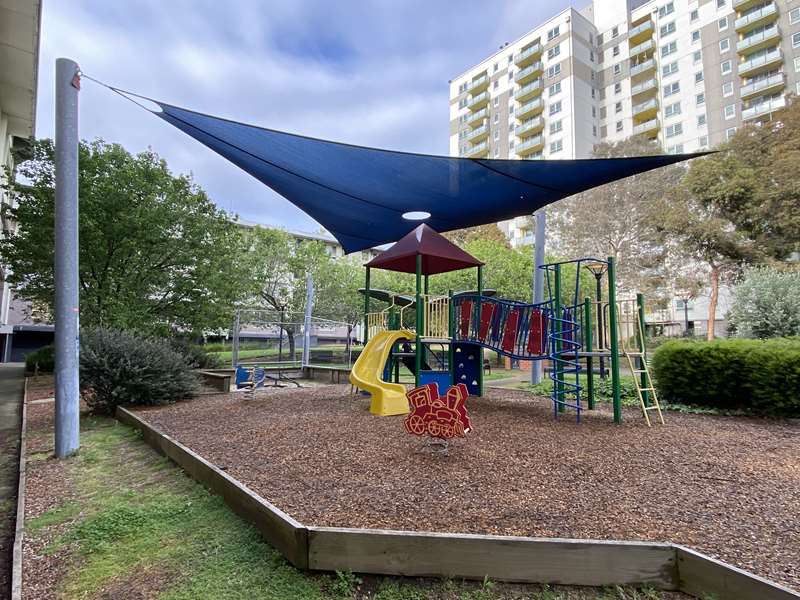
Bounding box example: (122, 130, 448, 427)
(54, 58, 80, 458)
(531, 209, 546, 385)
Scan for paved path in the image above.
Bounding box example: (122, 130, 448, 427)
(0, 364, 25, 598)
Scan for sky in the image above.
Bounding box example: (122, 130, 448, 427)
(37, 0, 572, 233)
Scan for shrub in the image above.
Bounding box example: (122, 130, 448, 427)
(80, 328, 199, 414)
(727, 267, 800, 339)
(168, 338, 222, 369)
(25, 344, 55, 373)
(651, 338, 800, 416)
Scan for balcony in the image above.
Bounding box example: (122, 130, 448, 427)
(742, 95, 786, 120)
(466, 74, 490, 94)
(628, 20, 654, 45)
(515, 116, 544, 138)
(738, 48, 782, 76)
(733, 0, 761, 11)
(467, 91, 490, 110)
(737, 24, 780, 54)
(465, 108, 488, 127)
(516, 97, 544, 119)
(466, 123, 490, 143)
(514, 79, 543, 102)
(740, 73, 785, 99)
(629, 39, 655, 59)
(631, 77, 658, 98)
(464, 141, 489, 158)
(630, 57, 656, 79)
(515, 61, 543, 85)
(633, 118, 659, 138)
(516, 135, 545, 156)
(632, 98, 659, 121)
(514, 43, 543, 67)
(735, 2, 778, 33)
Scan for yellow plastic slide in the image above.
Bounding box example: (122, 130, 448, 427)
(350, 329, 414, 416)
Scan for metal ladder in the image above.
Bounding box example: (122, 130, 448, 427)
(623, 351, 664, 427)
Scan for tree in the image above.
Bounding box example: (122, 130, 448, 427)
(1, 139, 249, 335)
(727, 267, 800, 339)
(549, 137, 684, 295)
(444, 224, 511, 248)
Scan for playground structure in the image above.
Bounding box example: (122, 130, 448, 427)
(351, 224, 664, 425)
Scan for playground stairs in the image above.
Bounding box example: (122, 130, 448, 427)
(548, 308, 583, 422)
(622, 351, 665, 427)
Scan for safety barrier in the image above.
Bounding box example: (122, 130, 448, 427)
(422, 295, 449, 338)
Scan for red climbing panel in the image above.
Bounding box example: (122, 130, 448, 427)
(501, 308, 520, 353)
(478, 302, 495, 342)
(527, 309, 546, 355)
(459, 300, 473, 337)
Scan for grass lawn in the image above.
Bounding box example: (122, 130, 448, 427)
(23, 410, 688, 599)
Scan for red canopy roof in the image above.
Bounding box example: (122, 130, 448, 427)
(365, 224, 483, 275)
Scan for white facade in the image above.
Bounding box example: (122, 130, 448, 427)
(450, 0, 800, 247)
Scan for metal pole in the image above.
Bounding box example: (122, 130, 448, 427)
(363, 267, 371, 345)
(477, 265, 484, 396)
(232, 311, 240, 367)
(415, 255, 422, 388)
(683, 299, 690, 336)
(54, 58, 80, 458)
(302, 273, 314, 367)
(584, 297, 595, 410)
(531, 210, 546, 384)
(607, 256, 622, 424)
(595, 273, 606, 379)
(554, 264, 564, 412)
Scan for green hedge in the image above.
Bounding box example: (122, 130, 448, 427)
(651, 338, 800, 416)
(25, 345, 55, 373)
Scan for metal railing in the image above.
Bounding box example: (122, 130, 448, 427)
(738, 48, 782, 75)
(737, 24, 779, 52)
(422, 295, 449, 338)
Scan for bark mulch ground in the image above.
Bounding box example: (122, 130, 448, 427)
(134, 386, 800, 592)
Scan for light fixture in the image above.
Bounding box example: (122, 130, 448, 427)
(402, 211, 431, 221)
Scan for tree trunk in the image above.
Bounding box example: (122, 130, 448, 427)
(707, 265, 720, 341)
(285, 328, 296, 362)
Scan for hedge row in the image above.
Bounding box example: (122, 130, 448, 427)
(651, 338, 800, 417)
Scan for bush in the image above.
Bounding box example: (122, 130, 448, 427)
(80, 328, 199, 414)
(727, 267, 800, 339)
(168, 338, 222, 369)
(651, 338, 800, 416)
(25, 344, 55, 373)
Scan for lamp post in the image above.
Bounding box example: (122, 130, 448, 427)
(584, 261, 608, 379)
(677, 290, 694, 337)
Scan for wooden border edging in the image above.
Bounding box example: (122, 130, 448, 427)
(116, 406, 800, 599)
(308, 527, 677, 588)
(11, 376, 28, 600)
(115, 407, 308, 568)
(676, 545, 800, 599)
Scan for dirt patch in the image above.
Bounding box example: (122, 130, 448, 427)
(134, 386, 800, 591)
(94, 567, 177, 600)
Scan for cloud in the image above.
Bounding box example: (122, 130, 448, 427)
(37, 0, 571, 231)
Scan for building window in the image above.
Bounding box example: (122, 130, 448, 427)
(509, 122, 514, 132)
(549, 82, 562, 95)
(726, 127, 737, 140)
(721, 60, 732, 75)
(699, 135, 709, 148)
(508, 54, 513, 64)
(614, 82, 622, 94)
(665, 101, 681, 118)
(719, 39, 730, 53)
(724, 104, 736, 119)
(547, 64, 561, 78)
(795, 56, 800, 73)
(590, 51, 595, 62)
(549, 100, 562, 115)
(592, 106, 597, 117)
(664, 81, 680, 97)
(718, 17, 728, 31)
(593, 125, 597, 136)
(665, 123, 683, 138)
(493, 62, 499, 72)
(591, 88, 596, 99)
(597, 33, 604, 45)
(613, 45, 620, 57)
(690, 9, 699, 21)
(691, 30, 700, 43)
(614, 63, 621, 75)
(493, 97, 500, 107)
(493, 80, 499, 89)
(662, 62, 678, 77)
(612, 26, 619, 38)
(550, 139, 563, 153)
(509, 140, 515, 149)
(550, 120, 563, 134)
(598, 50, 604, 62)
(667, 144, 684, 154)
(661, 22, 676, 37)
(659, 2, 674, 18)
(722, 81, 733, 97)
(717, 0, 725, 8)
(493, 130, 500, 140)
(547, 26, 560, 41)
(697, 113, 707, 126)
(616, 121, 623, 132)
(696, 92, 705, 105)
(793, 32, 800, 48)
(661, 41, 677, 58)
(459, 98, 467, 108)
(791, 7, 800, 24)
(508, 72, 513, 81)
(693, 50, 702, 63)
(548, 44, 561, 60)
(615, 101, 622, 113)
(695, 71, 704, 84)
(600, 106, 607, 118)
(493, 113, 499, 123)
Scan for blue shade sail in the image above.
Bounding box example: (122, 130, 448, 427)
(155, 102, 708, 253)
